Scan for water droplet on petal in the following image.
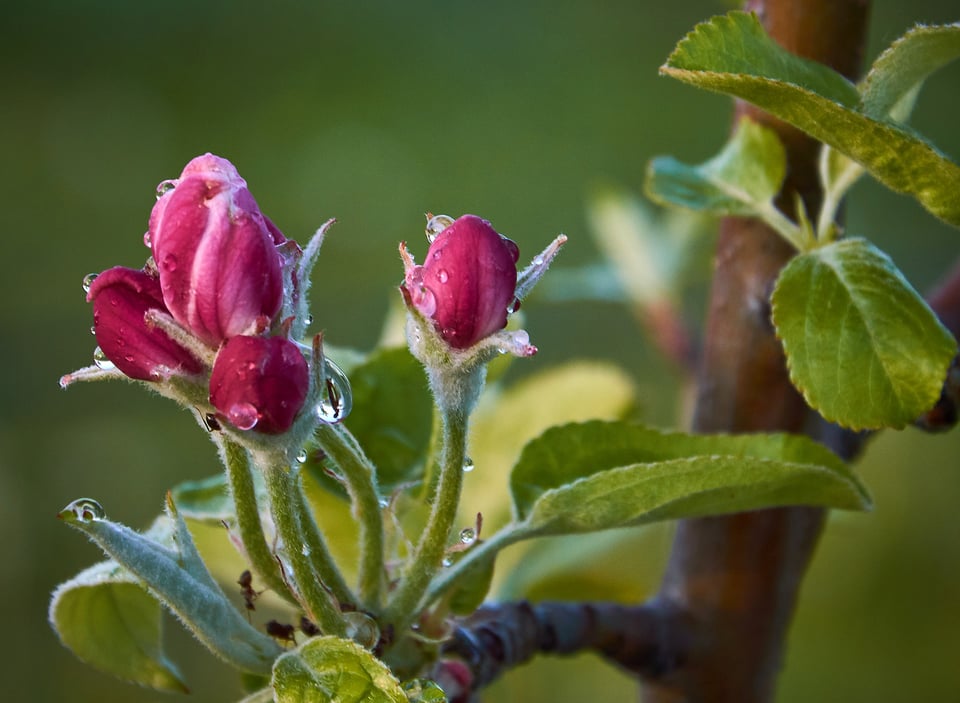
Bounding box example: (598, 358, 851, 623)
(89, 325, 97, 336)
(142, 231, 152, 248)
(93, 346, 115, 371)
(403, 678, 448, 703)
(227, 402, 260, 431)
(416, 287, 437, 317)
(296, 449, 308, 464)
(436, 269, 449, 284)
(462, 457, 475, 473)
(155, 179, 177, 199)
(59, 498, 106, 522)
(315, 358, 353, 424)
(162, 253, 178, 272)
(459, 528, 476, 544)
(81, 273, 98, 294)
(342, 611, 380, 649)
(425, 213, 455, 243)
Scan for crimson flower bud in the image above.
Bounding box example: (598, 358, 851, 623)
(149, 154, 284, 347)
(402, 214, 519, 349)
(87, 267, 203, 381)
(209, 336, 309, 434)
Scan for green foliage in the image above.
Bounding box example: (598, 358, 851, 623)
(172, 472, 258, 524)
(48, 517, 187, 692)
(771, 238, 956, 430)
(272, 636, 407, 703)
(508, 421, 870, 537)
(662, 12, 960, 226)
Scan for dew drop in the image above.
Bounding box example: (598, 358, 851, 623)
(162, 253, 178, 272)
(441, 557, 453, 568)
(425, 213, 455, 243)
(155, 179, 177, 199)
(305, 314, 314, 327)
(296, 449, 308, 464)
(93, 346, 115, 371)
(403, 678, 447, 703)
(378, 498, 389, 509)
(301, 544, 311, 557)
(89, 325, 97, 336)
(342, 611, 380, 650)
(81, 273, 98, 294)
(315, 358, 353, 424)
(227, 402, 260, 431)
(462, 457, 475, 473)
(459, 528, 476, 544)
(436, 269, 449, 284)
(506, 298, 520, 314)
(533, 255, 544, 266)
(59, 498, 106, 522)
(142, 231, 152, 248)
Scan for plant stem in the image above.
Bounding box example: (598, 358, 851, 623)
(261, 456, 346, 637)
(218, 437, 298, 606)
(314, 422, 385, 610)
(383, 405, 469, 633)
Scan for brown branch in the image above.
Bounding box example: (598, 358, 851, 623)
(638, 2, 872, 702)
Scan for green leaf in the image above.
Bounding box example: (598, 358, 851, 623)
(49, 516, 188, 692)
(509, 420, 869, 535)
(57, 496, 282, 674)
(172, 472, 254, 524)
(860, 23, 960, 122)
(771, 238, 956, 430)
(662, 11, 960, 227)
(272, 636, 406, 703)
(308, 347, 432, 497)
(444, 548, 495, 616)
(646, 117, 785, 217)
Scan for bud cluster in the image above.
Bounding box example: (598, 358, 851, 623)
(75, 154, 319, 435)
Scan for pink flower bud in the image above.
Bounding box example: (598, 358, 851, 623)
(149, 154, 284, 347)
(209, 336, 309, 434)
(87, 267, 203, 381)
(402, 215, 520, 349)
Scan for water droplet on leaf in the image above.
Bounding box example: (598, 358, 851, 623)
(59, 498, 106, 522)
(441, 557, 453, 567)
(459, 528, 476, 544)
(93, 346, 115, 371)
(296, 449, 308, 464)
(315, 358, 353, 424)
(403, 678, 448, 703)
(462, 457, 475, 473)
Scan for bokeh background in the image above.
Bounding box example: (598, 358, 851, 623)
(2, 1, 959, 701)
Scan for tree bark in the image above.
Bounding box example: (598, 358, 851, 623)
(640, 1, 871, 701)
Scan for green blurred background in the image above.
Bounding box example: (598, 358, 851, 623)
(2, 1, 959, 700)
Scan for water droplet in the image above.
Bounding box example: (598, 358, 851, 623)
(506, 298, 520, 314)
(227, 402, 260, 431)
(301, 544, 311, 557)
(342, 611, 380, 649)
(533, 255, 544, 266)
(436, 269, 449, 284)
(89, 325, 96, 336)
(305, 314, 314, 327)
(59, 498, 106, 522)
(459, 528, 476, 544)
(93, 346, 115, 371)
(155, 179, 177, 199)
(142, 231, 152, 248)
(162, 253, 178, 272)
(403, 678, 448, 703)
(296, 449, 308, 464)
(462, 457, 475, 473)
(81, 273, 98, 294)
(315, 358, 353, 424)
(497, 347, 507, 355)
(378, 498, 389, 509)
(425, 213, 455, 243)
(441, 557, 453, 568)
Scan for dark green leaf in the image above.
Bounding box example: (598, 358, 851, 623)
(662, 11, 960, 226)
(771, 238, 956, 430)
(272, 636, 406, 703)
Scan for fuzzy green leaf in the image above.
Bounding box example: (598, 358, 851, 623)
(49, 516, 188, 692)
(272, 636, 406, 703)
(510, 420, 869, 535)
(57, 496, 282, 674)
(662, 11, 960, 226)
(646, 117, 785, 217)
(771, 238, 956, 430)
(860, 22, 960, 121)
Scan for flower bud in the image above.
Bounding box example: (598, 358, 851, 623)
(402, 214, 519, 349)
(87, 267, 202, 381)
(149, 154, 284, 347)
(209, 336, 309, 434)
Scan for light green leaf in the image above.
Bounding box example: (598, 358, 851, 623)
(647, 117, 785, 216)
(510, 420, 869, 534)
(172, 472, 257, 524)
(57, 496, 282, 674)
(49, 516, 187, 692)
(272, 636, 406, 703)
(771, 238, 956, 430)
(860, 23, 960, 122)
(662, 11, 960, 226)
